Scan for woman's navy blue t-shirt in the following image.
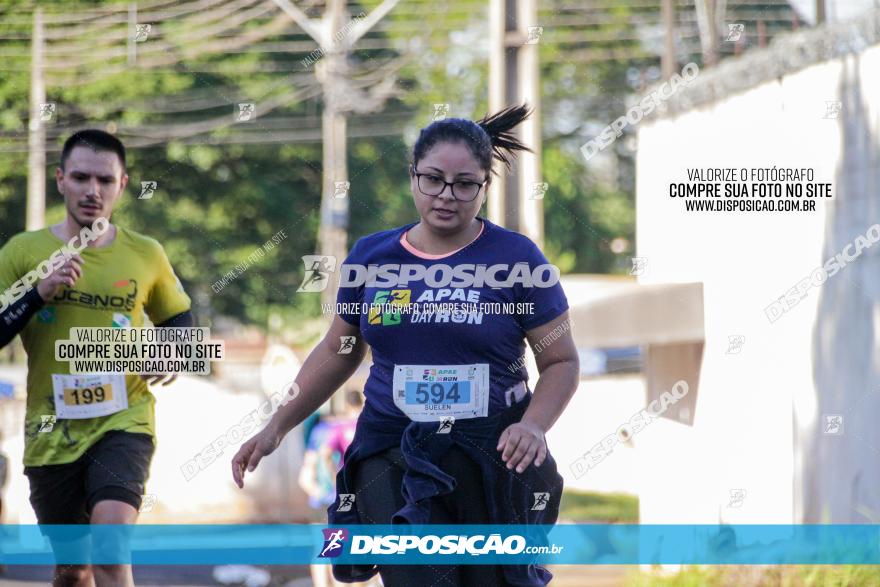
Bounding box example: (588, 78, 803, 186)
(335, 217, 569, 420)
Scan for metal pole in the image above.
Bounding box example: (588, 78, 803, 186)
(27, 8, 46, 231)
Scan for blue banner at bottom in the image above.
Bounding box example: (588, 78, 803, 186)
(1, 524, 879, 565)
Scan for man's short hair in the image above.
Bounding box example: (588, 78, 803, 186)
(60, 129, 126, 172)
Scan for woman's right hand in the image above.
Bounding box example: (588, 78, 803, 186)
(232, 424, 283, 488)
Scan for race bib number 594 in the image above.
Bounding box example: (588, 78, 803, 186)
(393, 364, 489, 422)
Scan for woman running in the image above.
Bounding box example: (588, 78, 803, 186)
(232, 104, 579, 586)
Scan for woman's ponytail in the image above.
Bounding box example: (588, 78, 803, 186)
(476, 104, 534, 173)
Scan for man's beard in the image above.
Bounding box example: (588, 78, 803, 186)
(68, 202, 109, 230)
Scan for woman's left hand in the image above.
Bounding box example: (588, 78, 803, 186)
(497, 420, 547, 474)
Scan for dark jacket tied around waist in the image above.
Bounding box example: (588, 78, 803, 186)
(328, 393, 564, 586)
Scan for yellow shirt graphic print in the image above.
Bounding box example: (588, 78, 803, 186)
(0, 226, 191, 466)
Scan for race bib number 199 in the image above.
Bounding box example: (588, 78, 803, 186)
(393, 364, 489, 421)
(51, 373, 128, 419)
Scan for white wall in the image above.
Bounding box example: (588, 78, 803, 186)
(635, 45, 880, 523)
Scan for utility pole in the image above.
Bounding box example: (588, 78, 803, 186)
(488, 0, 543, 245)
(661, 0, 676, 79)
(128, 3, 138, 65)
(816, 0, 826, 24)
(695, 0, 720, 67)
(272, 0, 400, 413)
(272, 0, 400, 309)
(27, 8, 45, 231)
(517, 0, 542, 246)
(488, 0, 507, 227)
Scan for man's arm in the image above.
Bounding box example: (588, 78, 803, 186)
(155, 310, 194, 328)
(0, 252, 83, 349)
(141, 310, 195, 387)
(0, 288, 45, 349)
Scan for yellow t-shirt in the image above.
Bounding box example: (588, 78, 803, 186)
(0, 225, 191, 466)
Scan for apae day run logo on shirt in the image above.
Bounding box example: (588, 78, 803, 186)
(318, 528, 349, 558)
(367, 289, 410, 326)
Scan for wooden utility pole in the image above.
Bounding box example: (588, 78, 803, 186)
(128, 3, 138, 65)
(317, 0, 348, 313)
(661, 0, 676, 79)
(517, 0, 542, 246)
(488, 0, 543, 245)
(488, 0, 507, 227)
(27, 8, 45, 231)
(271, 0, 400, 310)
(695, 0, 720, 66)
(816, 0, 826, 24)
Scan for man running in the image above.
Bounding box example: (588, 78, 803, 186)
(0, 129, 194, 587)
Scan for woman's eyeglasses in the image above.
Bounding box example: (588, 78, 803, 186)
(411, 165, 488, 202)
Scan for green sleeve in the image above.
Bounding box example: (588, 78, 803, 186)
(144, 243, 191, 324)
(0, 236, 27, 305)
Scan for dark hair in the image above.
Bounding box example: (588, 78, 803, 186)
(60, 129, 127, 172)
(410, 104, 533, 181)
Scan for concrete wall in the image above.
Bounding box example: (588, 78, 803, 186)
(635, 44, 880, 523)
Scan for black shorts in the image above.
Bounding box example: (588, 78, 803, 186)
(24, 430, 155, 526)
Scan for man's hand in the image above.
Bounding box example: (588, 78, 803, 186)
(36, 254, 83, 301)
(497, 419, 547, 474)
